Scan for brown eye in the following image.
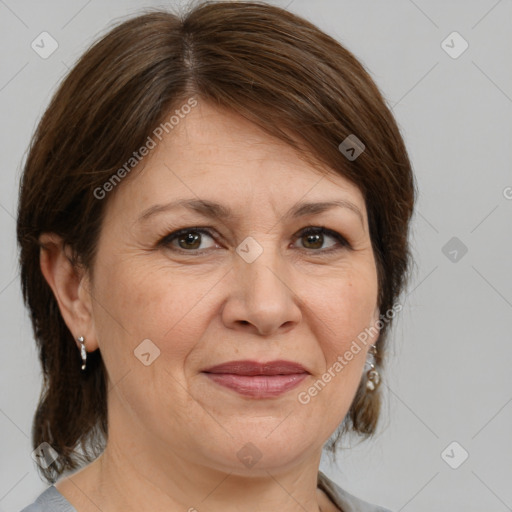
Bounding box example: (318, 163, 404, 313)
(177, 231, 202, 250)
(161, 228, 217, 252)
(302, 231, 324, 250)
(295, 227, 350, 252)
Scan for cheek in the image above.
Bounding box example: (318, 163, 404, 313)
(311, 265, 378, 358)
(89, 258, 212, 426)
(299, 263, 378, 417)
(91, 256, 216, 373)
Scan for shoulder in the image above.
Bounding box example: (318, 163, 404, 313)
(318, 471, 393, 512)
(19, 485, 77, 512)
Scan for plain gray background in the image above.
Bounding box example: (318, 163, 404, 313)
(1, 0, 511, 511)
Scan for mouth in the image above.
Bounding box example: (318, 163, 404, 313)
(201, 360, 309, 399)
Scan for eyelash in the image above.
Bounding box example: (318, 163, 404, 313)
(158, 226, 351, 256)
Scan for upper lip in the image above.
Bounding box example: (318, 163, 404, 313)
(202, 360, 308, 376)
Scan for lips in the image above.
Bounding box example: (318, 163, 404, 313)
(202, 360, 309, 398)
(203, 360, 308, 375)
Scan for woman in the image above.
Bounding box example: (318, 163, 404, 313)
(17, 1, 415, 511)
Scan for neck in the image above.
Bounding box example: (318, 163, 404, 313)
(93, 441, 327, 512)
(58, 403, 334, 512)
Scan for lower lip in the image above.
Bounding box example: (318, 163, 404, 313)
(203, 373, 308, 398)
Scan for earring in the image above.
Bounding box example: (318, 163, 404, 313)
(365, 344, 380, 391)
(77, 336, 87, 371)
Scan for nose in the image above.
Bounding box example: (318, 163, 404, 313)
(221, 245, 302, 337)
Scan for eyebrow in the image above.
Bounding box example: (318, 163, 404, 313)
(138, 198, 364, 226)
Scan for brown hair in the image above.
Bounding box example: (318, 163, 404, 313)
(17, 0, 415, 483)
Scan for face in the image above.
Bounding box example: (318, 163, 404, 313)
(84, 100, 380, 473)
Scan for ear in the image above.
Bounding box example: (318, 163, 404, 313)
(38, 233, 99, 353)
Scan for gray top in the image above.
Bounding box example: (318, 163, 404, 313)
(19, 484, 77, 512)
(20, 471, 391, 512)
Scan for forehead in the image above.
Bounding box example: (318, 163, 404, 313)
(103, 101, 366, 222)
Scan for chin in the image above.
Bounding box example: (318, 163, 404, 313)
(193, 424, 326, 475)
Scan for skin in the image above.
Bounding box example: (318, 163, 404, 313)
(40, 100, 380, 512)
